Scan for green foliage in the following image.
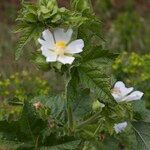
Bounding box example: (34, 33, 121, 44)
(71, 0, 92, 13)
(132, 121, 150, 150)
(15, 0, 89, 59)
(133, 101, 150, 122)
(72, 89, 92, 120)
(83, 138, 118, 150)
(3, 0, 149, 149)
(31, 95, 65, 123)
(31, 52, 51, 71)
(15, 25, 42, 60)
(0, 97, 81, 149)
(78, 47, 118, 101)
(40, 140, 81, 150)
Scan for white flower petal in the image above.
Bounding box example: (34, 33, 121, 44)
(46, 56, 57, 62)
(111, 93, 123, 102)
(114, 122, 127, 134)
(54, 28, 73, 43)
(42, 29, 55, 46)
(114, 81, 134, 97)
(38, 30, 55, 50)
(123, 91, 144, 102)
(57, 55, 75, 64)
(41, 47, 57, 62)
(38, 38, 51, 49)
(65, 39, 84, 54)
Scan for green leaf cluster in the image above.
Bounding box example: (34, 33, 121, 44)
(15, 0, 89, 59)
(0, 96, 81, 149)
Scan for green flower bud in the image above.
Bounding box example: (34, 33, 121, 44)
(92, 100, 105, 111)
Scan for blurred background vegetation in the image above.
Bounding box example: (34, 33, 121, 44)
(0, 0, 150, 119)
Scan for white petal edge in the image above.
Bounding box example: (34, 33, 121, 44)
(42, 29, 55, 46)
(57, 55, 75, 64)
(114, 122, 127, 134)
(113, 81, 134, 97)
(65, 39, 84, 54)
(38, 38, 52, 49)
(54, 28, 73, 43)
(123, 91, 144, 102)
(111, 93, 123, 102)
(41, 47, 57, 62)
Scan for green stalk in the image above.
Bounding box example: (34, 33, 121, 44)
(65, 72, 74, 133)
(77, 111, 101, 129)
(67, 106, 74, 132)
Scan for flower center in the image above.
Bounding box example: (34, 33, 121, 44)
(111, 88, 121, 95)
(55, 41, 66, 56)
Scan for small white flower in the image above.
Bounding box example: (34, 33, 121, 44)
(114, 122, 127, 134)
(111, 81, 144, 102)
(38, 28, 84, 64)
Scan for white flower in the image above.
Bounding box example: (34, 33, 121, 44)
(38, 28, 84, 64)
(111, 81, 144, 102)
(114, 122, 127, 134)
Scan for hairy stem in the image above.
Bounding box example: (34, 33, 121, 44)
(77, 111, 101, 129)
(65, 72, 74, 133)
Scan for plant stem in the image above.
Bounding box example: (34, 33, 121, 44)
(35, 135, 39, 150)
(94, 122, 102, 136)
(77, 111, 101, 129)
(67, 106, 74, 132)
(65, 72, 74, 133)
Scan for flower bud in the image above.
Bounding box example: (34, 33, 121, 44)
(92, 100, 105, 111)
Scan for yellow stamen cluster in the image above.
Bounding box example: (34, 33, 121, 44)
(55, 41, 66, 56)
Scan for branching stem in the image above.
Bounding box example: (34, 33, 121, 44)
(77, 111, 101, 129)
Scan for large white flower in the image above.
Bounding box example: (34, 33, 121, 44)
(111, 81, 144, 102)
(38, 28, 84, 64)
(114, 122, 127, 134)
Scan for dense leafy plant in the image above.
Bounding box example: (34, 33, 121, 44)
(0, 0, 150, 149)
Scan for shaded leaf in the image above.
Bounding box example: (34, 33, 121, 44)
(66, 68, 80, 105)
(40, 140, 81, 150)
(133, 100, 150, 122)
(83, 137, 118, 150)
(15, 26, 36, 60)
(73, 89, 92, 119)
(31, 95, 65, 122)
(132, 121, 150, 150)
(78, 48, 117, 102)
